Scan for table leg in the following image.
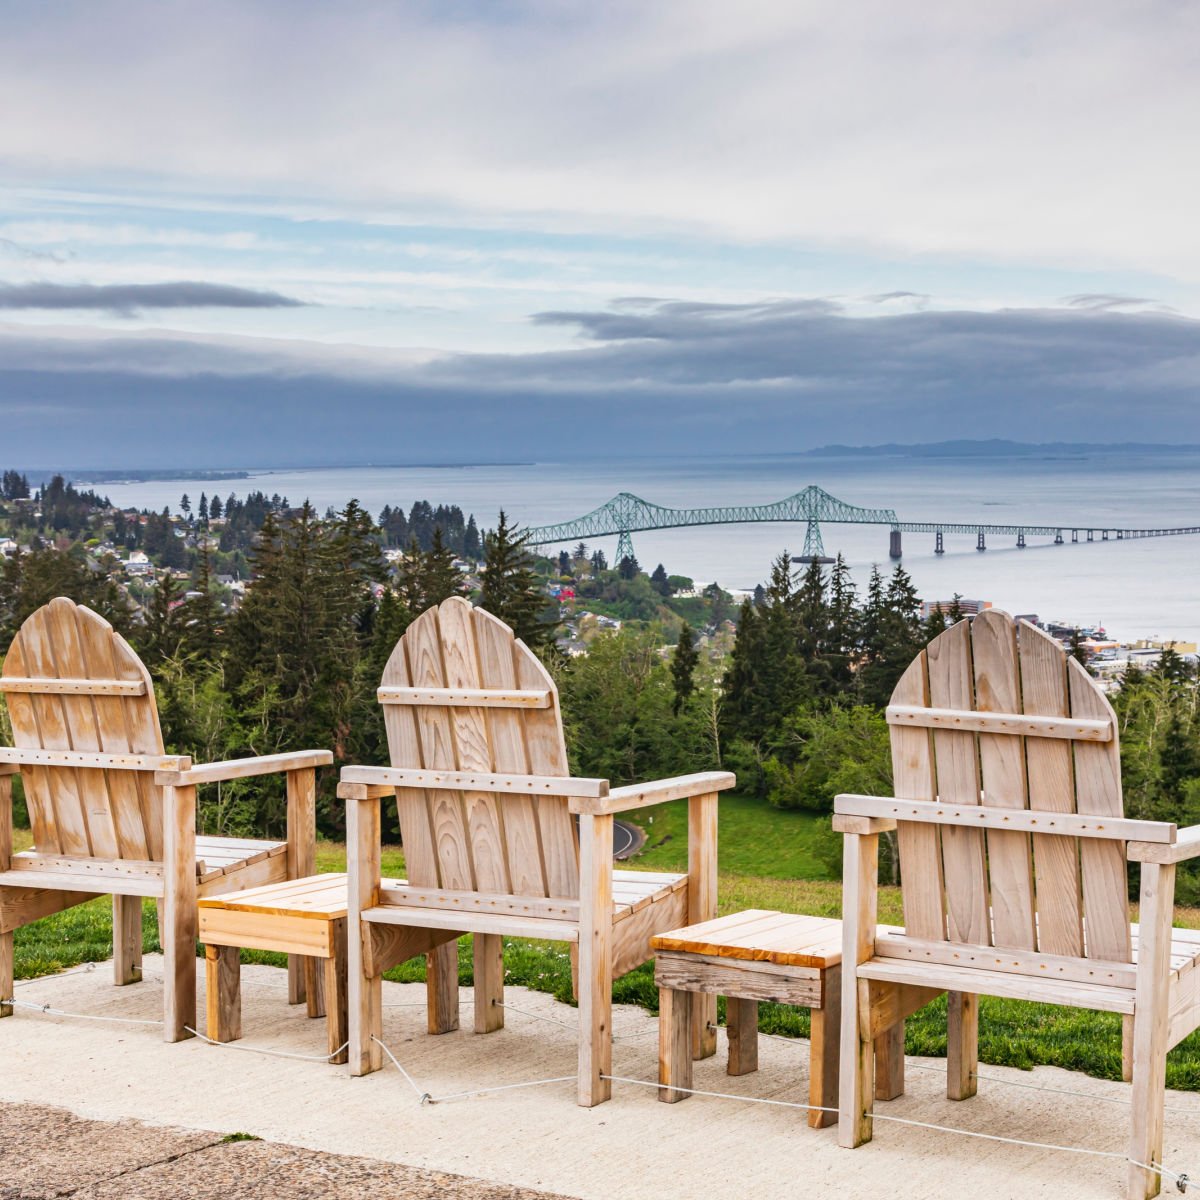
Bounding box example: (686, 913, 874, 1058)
(658, 986, 693, 1103)
(325, 918, 349, 1065)
(808, 964, 840, 1129)
(727, 997, 759, 1076)
(205, 944, 241, 1043)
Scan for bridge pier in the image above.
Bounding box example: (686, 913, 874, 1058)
(1055, 530, 1063, 545)
(1087, 529, 1094, 542)
(935, 530, 944, 555)
(1017, 530, 1026, 549)
(1102, 529, 1109, 541)
(889, 529, 902, 559)
(977, 530, 986, 552)
(1072, 529, 1078, 543)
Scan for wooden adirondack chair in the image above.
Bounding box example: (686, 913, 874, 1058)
(339, 597, 735, 1105)
(834, 609, 1200, 1199)
(0, 597, 332, 1040)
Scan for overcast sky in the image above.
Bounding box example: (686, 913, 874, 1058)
(1, 1, 1197, 466)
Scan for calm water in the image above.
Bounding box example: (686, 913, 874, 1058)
(94, 452, 1200, 643)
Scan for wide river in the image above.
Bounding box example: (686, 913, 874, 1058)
(93, 451, 1200, 644)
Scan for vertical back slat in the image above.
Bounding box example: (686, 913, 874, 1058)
(106, 629, 165, 860)
(2, 636, 57, 852)
(927, 620, 989, 945)
(474, 607, 547, 897)
(1068, 658, 1131, 962)
(406, 606, 476, 890)
(44, 599, 120, 859)
(515, 636, 577, 899)
(890, 652, 944, 939)
(380, 637, 439, 887)
(437, 600, 509, 893)
(16, 606, 91, 856)
(1019, 621, 1084, 957)
(74, 608, 152, 860)
(971, 610, 1036, 950)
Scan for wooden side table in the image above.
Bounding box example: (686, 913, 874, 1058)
(652, 909, 903, 1128)
(198, 873, 354, 1064)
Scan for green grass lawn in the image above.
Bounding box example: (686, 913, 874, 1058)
(11, 822, 1200, 1091)
(624, 792, 832, 878)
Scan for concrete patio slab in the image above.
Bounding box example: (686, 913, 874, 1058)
(3, 955, 1200, 1200)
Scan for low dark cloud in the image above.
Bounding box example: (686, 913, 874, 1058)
(0, 281, 306, 315)
(1062, 293, 1156, 312)
(1, 298, 1197, 466)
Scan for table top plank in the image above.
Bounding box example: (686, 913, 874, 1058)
(651, 910, 845, 968)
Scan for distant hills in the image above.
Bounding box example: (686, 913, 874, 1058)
(802, 439, 1200, 459)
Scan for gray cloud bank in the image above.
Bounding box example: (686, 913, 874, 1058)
(0, 281, 304, 314)
(1, 299, 1197, 466)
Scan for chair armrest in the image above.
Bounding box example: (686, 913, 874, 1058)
(1128, 825, 1200, 865)
(569, 770, 735, 816)
(155, 750, 333, 786)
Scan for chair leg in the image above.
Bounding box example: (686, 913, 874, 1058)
(161, 784, 197, 1043)
(113, 895, 143, 986)
(1129, 862, 1175, 1200)
(947, 992, 978, 1100)
(874, 1019, 906, 1101)
(578, 813, 614, 1107)
(205, 945, 241, 1042)
(325, 918, 348, 1065)
(1122, 1013, 1135, 1083)
(658, 985, 692, 1102)
(0, 930, 12, 1018)
(838, 832, 879, 1148)
(426, 940, 460, 1035)
(727, 997, 759, 1077)
(473, 933, 504, 1034)
(348, 928, 383, 1076)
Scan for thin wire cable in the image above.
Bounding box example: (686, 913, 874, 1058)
(371, 1035, 433, 1103)
(431, 1076, 576, 1105)
(601, 1074, 1194, 1189)
(185, 1026, 349, 1063)
(3, 998, 163, 1026)
(14, 961, 99, 988)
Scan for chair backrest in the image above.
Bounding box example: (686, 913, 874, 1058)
(380, 596, 579, 898)
(2, 596, 166, 862)
(889, 609, 1129, 962)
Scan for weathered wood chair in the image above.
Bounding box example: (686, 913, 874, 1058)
(0, 597, 332, 1040)
(340, 596, 735, 1105)
(835, 609, 1200, 1199)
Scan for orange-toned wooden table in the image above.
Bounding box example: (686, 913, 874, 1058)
(653, 909, 899, 1128)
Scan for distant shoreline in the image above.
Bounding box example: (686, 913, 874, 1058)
(801, 439, 1200, 459)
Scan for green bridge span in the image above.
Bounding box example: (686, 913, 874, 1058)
(523, 486, 1200, 563)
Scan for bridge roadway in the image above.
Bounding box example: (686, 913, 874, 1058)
(523, 486, 1200, 561)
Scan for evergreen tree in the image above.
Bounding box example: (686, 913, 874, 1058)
(208, 494, 223, 520)
(198, 492, 209, 527)
(572, 542, 589, 561)
(398, 528, 460, 615)
(650, 563, 672, 596)
(557, 550, 571, 575)
(617, 554, 640, 580)
(183, 545, 224, 664)
(463, 514, 482, 559)
(179, 493, 191, 519)
(139, 571, 187, 665)
(590, 548, 607, 573)
(671, 622, 699, 715)
(480, 510, 555, 648)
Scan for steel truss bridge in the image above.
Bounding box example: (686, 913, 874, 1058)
(524, 485, 1200, 563)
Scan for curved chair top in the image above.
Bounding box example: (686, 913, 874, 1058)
(887, 608, 1127, 961)
(2, 596, 166, 860)
(379, 596, 578, 898)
